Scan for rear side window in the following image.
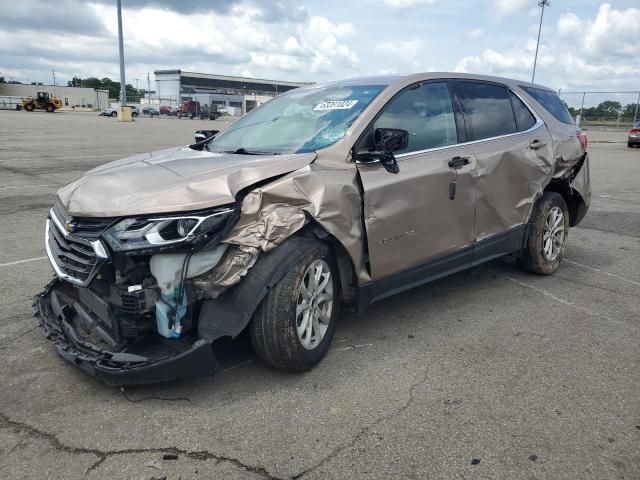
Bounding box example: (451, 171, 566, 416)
(509, 91, 537, 131)
(455, 82, 517, 141)
(521, 86, 573, 124)
(374, 81, 457, 154)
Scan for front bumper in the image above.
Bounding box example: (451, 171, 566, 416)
(35, 279, 219, 386)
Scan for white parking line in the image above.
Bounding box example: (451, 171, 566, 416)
(565, 259, 640, 287)
(0, 256, 47, 268)
(0, 185, 57, 190)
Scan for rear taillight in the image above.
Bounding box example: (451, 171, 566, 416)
(630, 129, 640, 134)
(577, 130, 588, 152)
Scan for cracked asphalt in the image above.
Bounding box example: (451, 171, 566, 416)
(0, 111, 638, 479)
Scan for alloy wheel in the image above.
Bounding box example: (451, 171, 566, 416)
(295, 259, 334, 350)
(542, 206, 565, 261)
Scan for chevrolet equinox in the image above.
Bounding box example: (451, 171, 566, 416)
(36, 73, 591, 385)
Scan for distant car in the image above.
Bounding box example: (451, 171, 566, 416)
(159, 106, 177, 115)
(99, 108, 117, 117)
(142, 107, 160, 116)
(628, 122, 640, 148)
(99, 107, 139, 118)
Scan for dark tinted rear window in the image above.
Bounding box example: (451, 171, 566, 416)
(509, 91, 537, 131)
(456, 82, 517, 141)
(521, 86, 573, 124)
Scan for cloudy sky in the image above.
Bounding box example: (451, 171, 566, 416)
(1, 0, 639, 102)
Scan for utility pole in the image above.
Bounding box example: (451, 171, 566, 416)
(532, 0, 550, 84)
(52, 70, 56, 86)
(633, 91, 640, 126)
(116, 0, 127, 106)
(147, 72, 151, 106)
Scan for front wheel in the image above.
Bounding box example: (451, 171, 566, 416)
(250, 240, 339, 372)
(45, 104, 55, 112)
(518, 191, 569, 275)
(110, 111, 117, 117)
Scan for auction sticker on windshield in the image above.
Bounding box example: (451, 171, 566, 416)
(313, 100, 359, 111)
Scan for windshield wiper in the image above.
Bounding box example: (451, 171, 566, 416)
(222, 147, 275, 155)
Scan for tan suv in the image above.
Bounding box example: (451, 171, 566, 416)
(37, 73, 590, 385)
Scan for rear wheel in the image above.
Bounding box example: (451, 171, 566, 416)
(518, 192, 569, 275)
(110, 111, 117, 117)
(250, 240, 339, 372)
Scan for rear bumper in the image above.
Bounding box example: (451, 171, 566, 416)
(35, 279, 219, 386)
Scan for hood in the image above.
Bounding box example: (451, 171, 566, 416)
(57, 146, 316, 217)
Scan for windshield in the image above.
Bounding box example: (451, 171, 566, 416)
(207, 84, 385, 155)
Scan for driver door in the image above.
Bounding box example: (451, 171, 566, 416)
(356, 81, 477, 280)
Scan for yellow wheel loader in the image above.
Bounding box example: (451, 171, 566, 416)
(22, 92, 63, 112)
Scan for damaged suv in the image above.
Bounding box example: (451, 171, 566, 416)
(36, 73, 590, 385)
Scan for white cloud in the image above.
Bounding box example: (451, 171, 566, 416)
(466, 28, 484, 40)
(375, 37, 423, 73)
(381, 0, 435, 8)
(455, 4, 640, 91)
(493, 0, 530, 16)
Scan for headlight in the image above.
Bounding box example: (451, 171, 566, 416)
(103, 207, 234, 252)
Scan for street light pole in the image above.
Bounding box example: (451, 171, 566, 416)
(532, 0, 550, 84)
(116, 0, 126, 106)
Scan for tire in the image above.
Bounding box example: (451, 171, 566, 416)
(250, 240, 340, 372)
(518, 191, 569, 275)
(24, 103, 35, 112)
(110, 111, 117, 117)
(45, 104, 55, 112)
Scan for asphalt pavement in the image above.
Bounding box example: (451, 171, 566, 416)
(0, 110, 638, 479)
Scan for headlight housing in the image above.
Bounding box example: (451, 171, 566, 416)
(103, 207, 235, 252)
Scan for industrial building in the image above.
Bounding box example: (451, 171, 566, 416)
(154, 70, 310, 115)
(0, 83, 109, 110)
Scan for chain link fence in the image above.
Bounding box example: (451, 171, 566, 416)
(559, 91, 640, 131)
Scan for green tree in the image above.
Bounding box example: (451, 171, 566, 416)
(595, 100, 622, 116)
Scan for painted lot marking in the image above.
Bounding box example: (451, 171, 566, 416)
(565, 259, 640, 287)
(0, 256, 47, 268)
(0, 185, 57, 190)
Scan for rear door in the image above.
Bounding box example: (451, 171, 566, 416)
(356, 81, 477, 280)
(451, 80, 554, 251)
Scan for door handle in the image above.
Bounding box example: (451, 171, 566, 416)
(448, 156, 470, 169)
(447, 156, 470, 200)
(528, 139, 546, 150)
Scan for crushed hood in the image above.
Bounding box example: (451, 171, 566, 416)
(57, 146, 316, 217)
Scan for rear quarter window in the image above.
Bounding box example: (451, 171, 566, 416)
(509, 91, 537, 132)
(521, 86, 574, 125)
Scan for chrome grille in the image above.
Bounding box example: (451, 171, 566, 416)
(46, 205, 109, 287)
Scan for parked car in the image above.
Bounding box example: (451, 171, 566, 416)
(36, 73, 590, 385)
(98, 108, 117, 117)
(628, 122, 640, 147)
(142, 107, 160, 116)
(98, 106, 139, 118)
(159, 106, 175, 115)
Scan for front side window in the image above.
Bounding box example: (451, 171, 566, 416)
(456, 81, 517, 141)
(207, 84, 385, 155)
(373, 82, 457, 154)
(521, 86, 574, 125)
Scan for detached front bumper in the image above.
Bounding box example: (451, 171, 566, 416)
(35, 279, 219, 386)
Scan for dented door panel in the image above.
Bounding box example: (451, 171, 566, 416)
(358, 146, 477, 279)
(471, 126, 554, 241)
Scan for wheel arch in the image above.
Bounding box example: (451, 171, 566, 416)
(297, 219, 358, 305)
(543, 178, 587, 227)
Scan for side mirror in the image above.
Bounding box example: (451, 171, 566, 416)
(376, 128, 409, 153)
(354, 128, 408, 174)
(194, 129, 219, 143)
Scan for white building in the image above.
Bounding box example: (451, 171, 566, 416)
(154, 70, 309, 115)
(0, 84, 109, 109)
